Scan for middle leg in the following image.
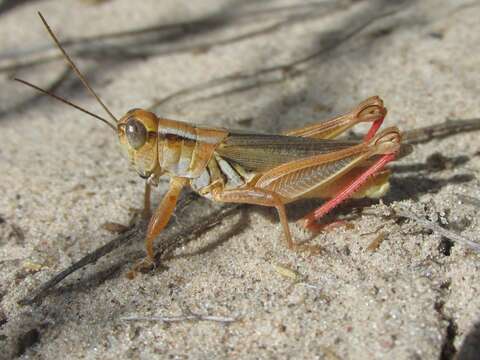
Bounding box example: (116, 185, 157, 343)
(212, 187, 319, 252)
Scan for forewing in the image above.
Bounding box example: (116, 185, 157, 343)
(216, 132, 360, 172)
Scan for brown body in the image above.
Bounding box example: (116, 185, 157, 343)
(116, 97, 401, 274)
(119, 100, 398, 203)
(20, 14, 403, 277)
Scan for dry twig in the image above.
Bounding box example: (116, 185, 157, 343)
(393, 207, 480, 253)
(0, 3, 344, 72)
(121, 312, 238, 324)
(19, 199, 240, 305)
(402, 118, 480, 145)
(18, 220, 145, 305)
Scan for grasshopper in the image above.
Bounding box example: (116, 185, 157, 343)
(17, 13, 401, 275)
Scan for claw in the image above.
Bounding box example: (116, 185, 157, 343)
(126, 257, 155, 279)
(301, 218, 351, 233)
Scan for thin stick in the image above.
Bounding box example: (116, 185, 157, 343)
(394, 207, 480, 253)
(38, 12, 118, 124)
(302, 283, 323, 290)
(402, 118, 480, 145)
(18, 203, 241, 306)
(18, 220, 146, 305)
(150, 6, 405, 109)
(121, 313, 237, 324)
(160, 204, 241, 257)
(0, 2, 341, 67)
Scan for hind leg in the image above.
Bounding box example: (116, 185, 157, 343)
(302, 153, 397, 231)
(285, 96, 387, 140)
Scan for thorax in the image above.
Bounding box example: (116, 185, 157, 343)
(157, 118, 228, 178)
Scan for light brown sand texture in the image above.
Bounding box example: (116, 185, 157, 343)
(1, 0, 480, 359)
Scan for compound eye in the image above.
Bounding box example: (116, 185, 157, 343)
(125, 118, 147, 149)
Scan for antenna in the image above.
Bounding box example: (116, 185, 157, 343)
(37, 11, 119, 124)
(14, 78, 116, 131)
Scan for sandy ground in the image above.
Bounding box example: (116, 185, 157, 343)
(1, 0, 480, 359)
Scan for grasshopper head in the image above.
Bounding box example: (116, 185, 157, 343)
(117, 109, 161, 182)
(17, 14, 163, 185)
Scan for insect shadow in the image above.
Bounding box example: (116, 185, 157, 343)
(0, 0, 42, 16)
(1, 0, 336, 121)
(456, 320, 480, 360)
(35, 205, 250, 300)
(385, 154, 474, 203)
